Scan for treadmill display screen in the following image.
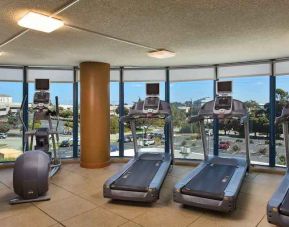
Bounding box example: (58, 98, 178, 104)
(146, 83, 159, 96)
(35, 79, 50, 90)
(214, 96, 232, 110)
(217, 81, 232, 94)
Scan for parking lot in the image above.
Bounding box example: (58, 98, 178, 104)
(1, 128, 286, 165)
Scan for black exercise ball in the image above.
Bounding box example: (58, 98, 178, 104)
(13, 150, 50, 200)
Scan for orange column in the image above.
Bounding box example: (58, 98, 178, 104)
(80, 62, 110, 168)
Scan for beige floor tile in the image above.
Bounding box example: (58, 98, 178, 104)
(0, 200, 33, 220)
(155, 186, 174, 207)
(169, 165, 192, 178)
(241, 181, 277, 200)
(0, 186, 16, 202)
(244, 172, 258, 182)
(133, 205, 201, 227)
(39, 195, 96, 221)
(252, 173, 283, 186)
(257, 215, 275, 227)
(120, 221, 143, 227)
(49, 224, 64, 227)
(0, 182, 7, 189)
(34, 183, 75, 208)
(79, 189, 110, 206)
(50, 170, 88, 188)
(161, 175, 178, 190)
(101, 201, 152, 220)
(237, 192, 268, 213)
(189, 207, 265, 227)
(62, 207, 127, 227)
(0, 169, 13, 188)
(0, 205, 56, 227)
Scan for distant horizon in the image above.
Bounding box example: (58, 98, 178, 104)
(0, 75, 288, 105)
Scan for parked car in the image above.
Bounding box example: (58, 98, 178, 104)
(60, 140, 71, 147)
(0, 133, 7, 139)
(124, 136, 132, 143)
(219, 141, 230, 150)
(143, 139, 155, 146)
(69, 138, 80, 146)
(205, 129, 213, 136)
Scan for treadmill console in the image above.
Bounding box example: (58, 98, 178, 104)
(213, 96, 233, 115)
(213, 81, 233, 115)
(143, 97, 160, 113)
(33, 79, 50, 105)
(143, 83, 160, 114)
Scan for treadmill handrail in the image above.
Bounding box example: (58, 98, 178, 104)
(120, 114, 170, 123)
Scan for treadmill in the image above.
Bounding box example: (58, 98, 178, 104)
(103, 83, 174, 202)
(174, 81, 250, 212)
(267, 103, 289, 226)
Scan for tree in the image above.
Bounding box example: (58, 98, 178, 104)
(0, 123, 10, 133)
(110, 116, 119, 134)
(115, 106, 129, 116)
(59, 109, 73, 118)
(7, 114, 19, 129)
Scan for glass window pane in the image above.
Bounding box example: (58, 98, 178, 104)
(275, 75, 289, 166)
(124, 82, 165, 156)
(28, 81, 74, 158)
(0, 81, 23, 162)
(110, 82, 119, 156)
(171, 80, 214, 160)
(219, 76, 270, 165)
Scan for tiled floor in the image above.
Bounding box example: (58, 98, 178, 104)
(0, 163, 283, 227)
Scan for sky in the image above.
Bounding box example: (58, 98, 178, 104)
(1, 75, 288, 105)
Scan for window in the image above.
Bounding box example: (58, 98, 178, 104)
(124, 82, 166, 156)
(28, 69, 74, 159)
(0, 68, 23, 162)
(110, 81, 120, 156)
(171, 81, 214, 159)
(275, 75, 289, 166)
(218, 76, 270, 165)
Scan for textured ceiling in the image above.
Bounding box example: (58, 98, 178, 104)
(1, 0, 289, 67)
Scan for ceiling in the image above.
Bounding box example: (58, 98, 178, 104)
(1, 0, 289, 67)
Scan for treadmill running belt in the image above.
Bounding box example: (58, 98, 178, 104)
(181, 164, 236, 200)
(279, 189, 289, 216)
(111, 159, 162, 192)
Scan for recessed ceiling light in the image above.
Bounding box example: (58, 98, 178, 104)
(17, 12, 64, 33)
(0, 52, 5, 56)
(147, 49, 176, 59)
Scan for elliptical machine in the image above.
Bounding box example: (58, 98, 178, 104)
(10, 79, 61, 205)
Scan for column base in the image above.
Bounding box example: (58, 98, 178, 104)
(80, 160, 111, 169)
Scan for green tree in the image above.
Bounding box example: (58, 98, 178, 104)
(59, 109, 73, 118)
(0, 123, 10, 133)
(7, 114, 19, 128)
(110, 116, 119, 134)
(115, 106, 129, 116)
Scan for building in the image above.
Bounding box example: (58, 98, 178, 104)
(0, 94, 12, 105)
(0, 94, 13, 116)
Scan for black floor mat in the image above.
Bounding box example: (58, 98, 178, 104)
(181, 164, 236, 200)
(111, 159, 162, 192)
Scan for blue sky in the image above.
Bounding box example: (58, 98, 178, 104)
(0, 75, 288, 105)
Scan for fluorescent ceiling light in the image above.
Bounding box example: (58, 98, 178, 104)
(18, 12, 64, 33)
(147, 49, 176, 59)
